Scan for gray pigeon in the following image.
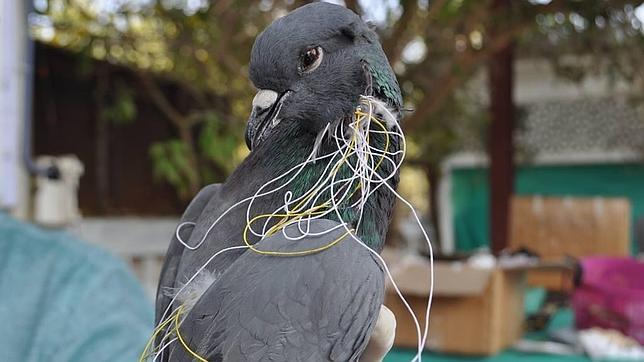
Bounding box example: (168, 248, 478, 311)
(154, 3, 403, 361)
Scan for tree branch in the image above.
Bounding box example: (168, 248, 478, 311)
(403, 22, 531, 131)
(139, 73, 189, 127)
(139, 73, 201, 194)
(344, 0, 362, 15)
(382, 0, 419, 65)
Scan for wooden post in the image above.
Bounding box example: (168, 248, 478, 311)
(488, 0, 515, 254)
(95, 66, 110, 214)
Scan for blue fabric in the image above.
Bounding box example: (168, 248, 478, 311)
(0, 213, 153, 362)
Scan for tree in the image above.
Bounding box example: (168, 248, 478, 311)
(33, 0, 644, 245)
(32, 0, 293, 197)
(362, 0, 643, 247)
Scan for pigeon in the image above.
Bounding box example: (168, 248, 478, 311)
(152, 3, 403, 361)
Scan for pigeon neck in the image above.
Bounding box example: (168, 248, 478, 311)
(228, 121, 398, 251)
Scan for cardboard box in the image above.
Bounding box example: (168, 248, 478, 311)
(509, 196, 631, 290)
(383, 252, 528, 356)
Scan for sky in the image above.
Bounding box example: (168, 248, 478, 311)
(325, 0, 402, 25)
(334, 0, 644, 26)
(31, 0, 644, 38)
(33, 0, 644, 25)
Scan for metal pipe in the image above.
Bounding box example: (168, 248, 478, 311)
(21, 0, 59, 180)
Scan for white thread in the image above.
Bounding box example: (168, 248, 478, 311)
(152, 337, 177, 361)
(152, 96, 433, 362)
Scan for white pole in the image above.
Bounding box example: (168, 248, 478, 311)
(0, 0, 30, 218)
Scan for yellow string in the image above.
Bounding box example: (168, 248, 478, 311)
(248, 110, 362, 248)
(264, 204, 328, 237)
(286, 114, 358, 212)
(139, 308, 181, 361)
(142, 100, 394, 360)
(243, 210, 352, 256)
(355, 111, 390, 172)
(139, 305, 208, 361)
(174, 306, 209, 362)
(341, 110, 389, 203)
(243, 104, 391, 257)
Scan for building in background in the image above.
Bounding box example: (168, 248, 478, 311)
(439, 59, 644, 255)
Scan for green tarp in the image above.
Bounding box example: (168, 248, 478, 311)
(385, 307, 587, 361)
(451, 163, 644, 254)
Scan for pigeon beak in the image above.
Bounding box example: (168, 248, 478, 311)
(245, 89, 290, 150)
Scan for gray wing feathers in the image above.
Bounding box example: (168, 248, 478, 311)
(170, 219, 384, 362)
(155, 184, 221, 326)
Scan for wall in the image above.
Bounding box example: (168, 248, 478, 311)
(33, 44, 198, 215)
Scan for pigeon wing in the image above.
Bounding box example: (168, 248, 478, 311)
(170, 219, 385, 362)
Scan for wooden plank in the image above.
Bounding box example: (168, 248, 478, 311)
(509, 196, 631, 289)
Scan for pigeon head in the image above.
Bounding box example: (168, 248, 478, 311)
(245, 2, 402, 150)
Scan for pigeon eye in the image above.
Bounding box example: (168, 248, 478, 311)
(299, 46, 323, 73)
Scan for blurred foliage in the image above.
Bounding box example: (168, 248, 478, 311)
(198, 112, 240, 174)
(100, 80, 137, 124)
(31, 0, 644, 203)
(150, 138, 198, 198)
(31, 0, 284, 196)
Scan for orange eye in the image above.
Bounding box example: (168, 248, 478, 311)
(299, 46, 323, 73)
